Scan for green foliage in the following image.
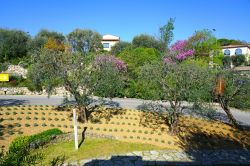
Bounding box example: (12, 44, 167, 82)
(67, 29, 103, 53)
(188, 29, 219, 57)
(132, 34, 165, 53)
(218, 38, 247, 46)
(140, 61, 213, 133)
(231, 55, 246, 66)
(30, 29, 65, 51)
(110, 41, 131, 56)
(118, 47, 160, 77)
(0, 28, 31, 63)
(222, 56, 232, 68)
(159, 17, 175, 48)
(213, 53, 224, 66)
(1, 136, 44, 166)
(214, 70, 250, 127)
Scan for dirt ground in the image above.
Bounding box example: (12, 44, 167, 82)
(1, 105, 250, 150)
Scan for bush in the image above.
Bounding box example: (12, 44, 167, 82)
(231, 55, 245, 66)
(222, 56, 231, 68)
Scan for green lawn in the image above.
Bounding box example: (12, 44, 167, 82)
(33, 138, 166, 165)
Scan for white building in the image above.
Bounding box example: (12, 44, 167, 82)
(222, 45, 250, 62)
(101, 34, 120, 51)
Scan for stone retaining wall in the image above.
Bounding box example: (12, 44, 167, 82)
(0, 87, 70, 96)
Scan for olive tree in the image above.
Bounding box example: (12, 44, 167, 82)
(140, 61, 213, 134)
(214, 70, 250, 128)
(28, 50, 124, 123)
(67, 29, 103, 53)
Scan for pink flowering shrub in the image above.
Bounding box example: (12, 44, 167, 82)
(164, 40, 194, 63)
(94, 55, 127, 72)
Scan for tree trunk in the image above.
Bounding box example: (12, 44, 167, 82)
(219, 97, 240, 129)
(77, 105, 88, 123)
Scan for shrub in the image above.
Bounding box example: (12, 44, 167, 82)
(16, 123, 21, 127)
(222, 56, 231, 68)
(50, 124, 55, 127)
(55, 118, 59, 121)
(127, 129, 130, 132)
(34, 123, 39, 127)
(7, 124, 14, 129)
(57, 124, 62, 127)
(41, 117, 46, 120)
(137, 136, 140, 139)
(129, 136, 133, 139)
(25, 124, 30, 127)
(12, 112, 17, 115)
(144, 131, 148, 134)
(5, 112, 10, 115)
(231, 55, 245, 66)
(109, 129, 112, 132)
(34, 117, 38, 120)
(120, 129, 124, 132)
(35, 112, 38, 115)
(26, 116, 31, 120)
(63, 125, 67, 128)
(103, 128, 107, 131)
(17, 117, 22, 120)
(114, 128, 118, 132)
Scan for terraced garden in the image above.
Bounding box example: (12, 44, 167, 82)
(1, 105, 250, 151)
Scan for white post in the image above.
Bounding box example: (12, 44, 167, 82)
(73, 109, 78, 150)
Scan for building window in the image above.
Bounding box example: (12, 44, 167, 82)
(235, 48, 242, 55)
(103, 43, 109, 48)
(224, 49, 230, 56)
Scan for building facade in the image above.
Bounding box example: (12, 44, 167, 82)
(222, 45, 250, 62)
(101, 34, 120, 51)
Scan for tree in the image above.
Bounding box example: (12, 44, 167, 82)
(67, 29, 103, 53)
(110, 41, 131, 56)
(218, 38, 247, 46)
(28, 49, 123, 123)
(164, 40, 195, 63)
(30, 29, 65, 51)
(187, 29, 219, 58)
(214, 70, 250, 128)
(0, 28, 31, 63)
(132, 34, 165, 53)
(141, 61, 212, 134)
(159, 18, 175, 49)
(91, 55, 126, 98)
(118, 47, 160, 78)
(44, 37, 67, 52)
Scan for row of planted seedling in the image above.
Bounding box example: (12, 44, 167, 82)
(88, 126, 164, 135)
(4, 111, 65, 116)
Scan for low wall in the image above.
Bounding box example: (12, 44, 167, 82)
(0, 87, 70, 96)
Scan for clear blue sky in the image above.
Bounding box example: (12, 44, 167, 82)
(1, 0, 250, 43)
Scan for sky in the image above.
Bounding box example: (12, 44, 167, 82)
(1, 0, 250, 43)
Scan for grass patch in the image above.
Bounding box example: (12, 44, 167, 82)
(32, 138, 165, 165)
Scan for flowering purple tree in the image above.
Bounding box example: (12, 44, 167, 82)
(164, 40, 194, 63)
(94, 55, 127, 72)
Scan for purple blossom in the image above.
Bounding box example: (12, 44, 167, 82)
(170, 40, 188, 52)
(176, 50, 195, 60)
(165, 40, 195, 63)
(94, 55, 127, 72)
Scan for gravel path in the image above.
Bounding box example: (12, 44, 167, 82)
(65, 149, 250, 166)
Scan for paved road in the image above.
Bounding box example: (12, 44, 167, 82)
(1, 95, 250, 126)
